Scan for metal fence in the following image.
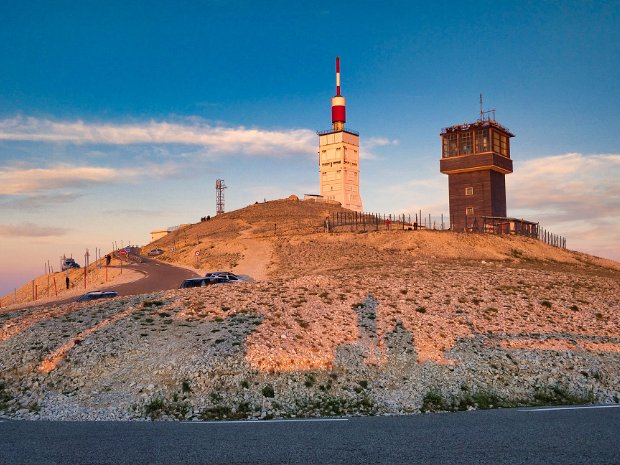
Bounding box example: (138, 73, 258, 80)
(329, 211, 446, 232)
(328, 211, 566, 249)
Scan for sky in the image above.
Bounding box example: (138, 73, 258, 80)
(1, 0, 619, 296)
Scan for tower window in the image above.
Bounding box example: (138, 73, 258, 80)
(492, 131, 503, 154)
(465, 187, 473, 196)
(466, 207, 474, 215)
(459, 131, 473, 155)
(475, 129, 489, 152)
(442, 133, 458, 157)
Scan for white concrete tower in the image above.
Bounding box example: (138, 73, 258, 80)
(317, 57, 363, 212)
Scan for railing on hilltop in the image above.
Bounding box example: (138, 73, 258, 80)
(329, 211, 446, 232)
(328, 211, 566, 249)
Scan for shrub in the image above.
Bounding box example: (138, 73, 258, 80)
(144, 398, 165, 419)
(532, 385, 595, 406)
(415, 306, 427, 314)
(540, 300, 552, 308)
(421, 389, 448, 412)
(262, 385, 275, 398)
(28, 402, 41, 413)
(181, 380, 191, 393)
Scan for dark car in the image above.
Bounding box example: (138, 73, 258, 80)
(179, 277, 230, 288)
(61, 258, 80, 271)
(76, 291, 119, 302)
(204, 271, 241, 282)
(147, 248, 164, 256)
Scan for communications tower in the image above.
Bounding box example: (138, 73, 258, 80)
(439, 98, 514, 231)
(317, 57, 363, 212)
(215, 179, 226, 215)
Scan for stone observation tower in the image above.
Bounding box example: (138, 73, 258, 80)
(439, 100, 514, 231)
(317, 57, 363, 212)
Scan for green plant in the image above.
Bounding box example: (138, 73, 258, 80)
(0, 381, 13, 410)
(144, 397, 190, 420)
(181, 380, 191, 393)
(240, 380, 250, 389)
(532, 384, 595, 406)
(262, 385, 275, 398)
(143, 300, 164, 308)
(144, 398, 165, 419)
(28, 402, 41, 413)
(421, 389, 448, 413)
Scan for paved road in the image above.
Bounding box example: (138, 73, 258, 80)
(48, 258, 199, 306)
(104, 258, 199, 296)
(1, 405, 618, 464)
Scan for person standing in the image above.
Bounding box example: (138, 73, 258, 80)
(65, 275, 70, 290)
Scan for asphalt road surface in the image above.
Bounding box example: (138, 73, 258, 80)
(49, 258, 199, 306)
(104, 258, 199, 296)
(1, 405, 619, 464)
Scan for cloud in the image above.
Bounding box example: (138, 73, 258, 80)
(508, 153, 620, 222)
(361, 137, 399, 160)
(0, 163, 179, 195)
(0, 193, 82, 210)
(101, 208, 167, 217)
(0, 116, 316, 157)
(0, 222, 68, 237)
(507, 153, 620, 260)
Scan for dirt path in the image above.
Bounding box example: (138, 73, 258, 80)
(234, 226, 273, 281)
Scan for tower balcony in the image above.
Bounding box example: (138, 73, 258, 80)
(317, 127, 359, 136)
(440, 152, 513, 175)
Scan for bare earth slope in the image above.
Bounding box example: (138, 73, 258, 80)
(1, 199, 619, 420)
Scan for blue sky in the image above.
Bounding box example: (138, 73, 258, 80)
(1, 1, 619, 296)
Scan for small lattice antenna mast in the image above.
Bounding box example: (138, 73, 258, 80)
(479, 93, 496, 121)
(215, 179, 227, 215)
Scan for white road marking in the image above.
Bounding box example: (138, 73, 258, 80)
(181, 418, 349, 425)
(519, 405, 620, 412)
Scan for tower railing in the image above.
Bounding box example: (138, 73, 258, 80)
(316, 128, 359, 136)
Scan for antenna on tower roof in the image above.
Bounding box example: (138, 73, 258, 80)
(479, 93, 496, 122)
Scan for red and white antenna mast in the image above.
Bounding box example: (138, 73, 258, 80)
(331, 56, 346, 131)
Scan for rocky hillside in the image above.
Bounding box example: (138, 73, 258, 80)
(1, 198, 619, 420)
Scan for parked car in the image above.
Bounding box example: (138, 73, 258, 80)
(204, 271, 241, 282)
(147, 248, 164, 256)
(61, 258, 80, 271)
(76, 291, 119, 302)
(179, 277, 230, 288)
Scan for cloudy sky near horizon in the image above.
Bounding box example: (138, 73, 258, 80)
(1, 1, 619, 296)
